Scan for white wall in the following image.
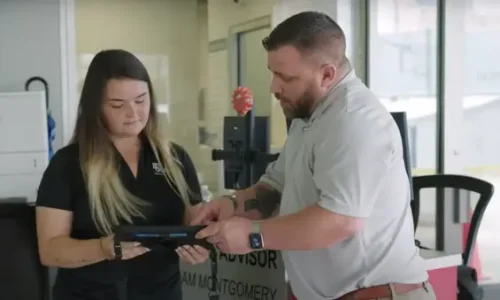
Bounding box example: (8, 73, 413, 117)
(74, 0, 203, 166)
(0, 0, 71, 151)
(208, 0, 276, 42)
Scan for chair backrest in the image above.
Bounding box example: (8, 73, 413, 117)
(412, 174, 494, 266)
(0, 202, 49, 300)
(391, 112, 414, 201)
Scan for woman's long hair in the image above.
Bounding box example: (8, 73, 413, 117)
(71, 49, 190, 235)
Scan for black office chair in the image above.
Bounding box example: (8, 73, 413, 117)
(0, 202, 49, 300)
(412, 174, 494, 300)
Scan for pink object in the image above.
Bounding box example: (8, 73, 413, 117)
(287, 283, 296, 300)
(428, 266, 458, 300)
(462, 218, 488, 281)
(232, 86, 254, 116)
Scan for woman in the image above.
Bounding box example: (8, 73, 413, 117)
(36, 49, 208, 300)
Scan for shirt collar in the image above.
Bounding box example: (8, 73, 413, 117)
(308, 68, 357, 124)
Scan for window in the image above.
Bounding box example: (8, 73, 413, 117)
(369, 0, 438, 175)
(369, 0, 438, 248)
(462, 0, 500, 285)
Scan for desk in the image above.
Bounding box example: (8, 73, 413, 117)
(422, 249, 462, 300)
(287, 250, 462, 300)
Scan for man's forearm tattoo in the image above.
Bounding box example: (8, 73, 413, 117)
(244, 186, 282, 219)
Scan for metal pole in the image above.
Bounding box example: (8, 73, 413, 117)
(244, 108, 255, 187)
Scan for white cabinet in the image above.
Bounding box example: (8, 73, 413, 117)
(0, 91, 48, 203)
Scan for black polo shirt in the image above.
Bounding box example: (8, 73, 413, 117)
(36, 139, 202, 300)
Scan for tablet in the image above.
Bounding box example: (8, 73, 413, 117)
(114, 225, 212, 249)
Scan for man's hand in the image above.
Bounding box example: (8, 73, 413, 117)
(190, 196, 235, 225)
(196, 217, 253, 255)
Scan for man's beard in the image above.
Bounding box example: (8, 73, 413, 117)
(275, 88, 316, 120)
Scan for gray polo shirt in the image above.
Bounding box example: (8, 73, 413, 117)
(259, 70, 428, 300)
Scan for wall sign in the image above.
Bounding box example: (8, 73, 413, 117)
(181, 250, 287, 300)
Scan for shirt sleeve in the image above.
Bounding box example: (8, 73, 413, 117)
(172, 143, 202, 205)
(259, 151, 285, 193)
(36, 148, 75, 211)
(314, 113, 395, 218)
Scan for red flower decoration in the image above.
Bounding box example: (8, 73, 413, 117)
(232, 86, 254, 116)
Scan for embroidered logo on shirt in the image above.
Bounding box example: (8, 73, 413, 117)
(152, 162, 163, 175)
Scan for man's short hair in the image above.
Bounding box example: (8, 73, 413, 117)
(262, 11, 346, 63)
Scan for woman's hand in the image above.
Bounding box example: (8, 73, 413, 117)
(176, 245, 210, 265)
(100, 235, 150, 260)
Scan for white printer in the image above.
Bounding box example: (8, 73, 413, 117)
(0, 91, 49, 203)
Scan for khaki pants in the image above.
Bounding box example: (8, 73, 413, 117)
(376, 282, 436, 300)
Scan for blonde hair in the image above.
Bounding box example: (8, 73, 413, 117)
(72, 49, 192, 235)
(78, 128, 190, 235)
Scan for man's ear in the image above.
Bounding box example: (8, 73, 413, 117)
(321, 64, 337, 88)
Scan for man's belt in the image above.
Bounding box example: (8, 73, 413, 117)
(336, 282, 426, 300)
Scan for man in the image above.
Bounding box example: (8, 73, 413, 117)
(190, 11, 436, 300)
